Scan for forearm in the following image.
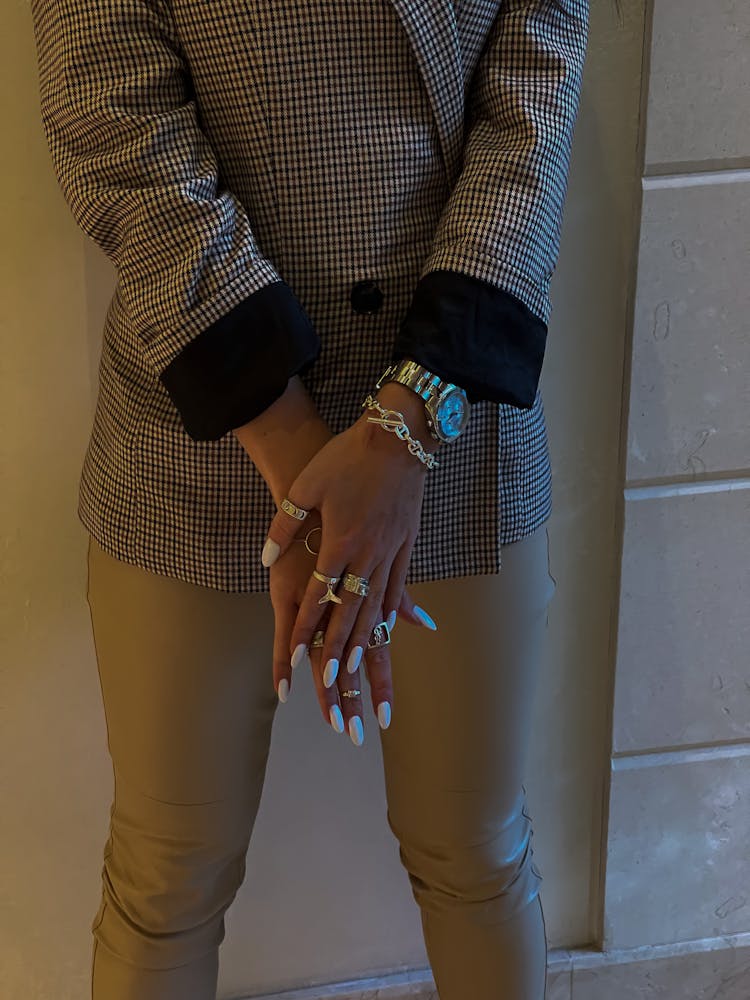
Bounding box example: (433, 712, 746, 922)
(231, 376, 332, 506)
(232, 366, 444, 509)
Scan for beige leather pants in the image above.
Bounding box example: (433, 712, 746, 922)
(85, 521, 556, 999)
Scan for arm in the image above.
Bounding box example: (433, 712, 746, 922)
(30, 0, 320, 442)
(392, 0, 589, 408)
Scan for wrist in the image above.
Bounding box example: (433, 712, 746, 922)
(232, 376, 332, 502)
(356, 381, 442, 466)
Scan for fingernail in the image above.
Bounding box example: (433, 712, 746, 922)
(413, 604, 437, 630)
(349, 716, 364, 746)
(291, 643, 307, 669)
(386, 609, 397, 631)
(377, 701, 391, 729)
(261, 537, 280, 567)
(277, 678, 289, 703)
(347, 646, 363, 673)
(329, 704, 344, 733)
(323, 658, 339, 688)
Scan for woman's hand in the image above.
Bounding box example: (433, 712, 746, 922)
(263, 382, 440, 741)
(268, 505, 397, 744)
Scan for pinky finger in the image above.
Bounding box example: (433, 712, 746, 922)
(382, 535, 414, 629)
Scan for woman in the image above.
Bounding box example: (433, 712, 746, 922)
(31, 0, 588, 997)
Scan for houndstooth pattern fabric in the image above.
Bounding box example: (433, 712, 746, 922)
(31, 0, 588, 594)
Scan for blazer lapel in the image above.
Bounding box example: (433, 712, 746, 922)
(388, 0, 465, 186)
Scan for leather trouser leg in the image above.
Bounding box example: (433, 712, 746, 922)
(85, 536, 278, 1000)
(380, 522, 557, 1000)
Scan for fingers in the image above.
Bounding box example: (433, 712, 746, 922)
(322, 559, 388, 684)
(306, 603, 394, 744)
(306, 607, 349, 736)
(289, 535, 384, 678)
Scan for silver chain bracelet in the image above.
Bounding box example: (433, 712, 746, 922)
(361, 393, 439, 470)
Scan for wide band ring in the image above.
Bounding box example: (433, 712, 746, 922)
(342, 572, 369, 597)
(312, 569, 343, 605)
(280, 497, 310, 521)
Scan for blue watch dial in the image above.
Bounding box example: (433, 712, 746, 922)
(436, 391, 468, 438)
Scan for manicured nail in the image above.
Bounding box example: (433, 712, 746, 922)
(347, 646, 363, 673)
(377, 701, 391, 729)
(349, 716, 364, 746)
(261, 537, 280, 567)
(323, 658, 339, 688)
(413, 605, 437, 630)
(329, 704, 344, 733)
(386, 609, 397, 631)
(277, 678, 289, 703)
(291, 643, 307, 670)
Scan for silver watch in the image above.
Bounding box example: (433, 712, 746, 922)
(374, 358, 470, 443)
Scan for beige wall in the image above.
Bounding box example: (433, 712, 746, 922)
(1, 3, 654, 999)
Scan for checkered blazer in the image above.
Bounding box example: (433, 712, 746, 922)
(31, 0, 588, 593)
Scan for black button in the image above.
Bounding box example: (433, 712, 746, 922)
(350, 279, 384, 315)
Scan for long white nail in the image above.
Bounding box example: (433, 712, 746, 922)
(329, 704, 344, 733)
(347, 646, 363, 673)
(413, 605, 437, 630)
(261, 537, 280, 567)
(323, 658, 339, 688)
(277, 678, 289, 703)
(377, 701, 391, 729)
(349, 716, 364, 746)
(386, 609, 397, 631)
(291, 643, 307, 669)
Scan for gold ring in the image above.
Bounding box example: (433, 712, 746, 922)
(312, 569, 343, 605)
(343, 572, 369, 597)
(340, 689, 361, 699)
(280, 497, 310, 521)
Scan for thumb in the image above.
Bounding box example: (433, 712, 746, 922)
(261, 474, 318, 567)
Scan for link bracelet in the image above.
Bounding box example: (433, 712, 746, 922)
(361, 393, 439, 470)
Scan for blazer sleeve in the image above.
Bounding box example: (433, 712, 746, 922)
(391, 0, 589, 409)
(30, 0, 321, 441)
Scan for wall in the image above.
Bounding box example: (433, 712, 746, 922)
(573, 0, 750, 994)
(0, 1, 652, 998)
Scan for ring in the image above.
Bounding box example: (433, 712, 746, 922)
(280, 497, 309, 521)
(304, 525, 321, 556)
(340, 689, 361, 699)
(367, 620, 391, 649)
(309, 620, 391, 650)
(312, 569, 343, 605)
(342, 572, 369, 597)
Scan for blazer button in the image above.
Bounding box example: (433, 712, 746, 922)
(350, 279, 384, 315)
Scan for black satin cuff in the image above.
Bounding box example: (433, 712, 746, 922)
(391, 269, 548, 409)
(160, 281, 321, 441)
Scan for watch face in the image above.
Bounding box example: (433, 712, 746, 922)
(435, 389, 469, 441)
